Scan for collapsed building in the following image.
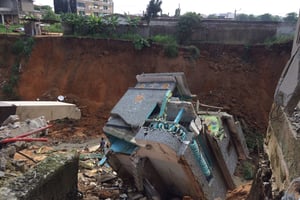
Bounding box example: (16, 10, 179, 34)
(263, 15, 300, 199)
(103, 72, 249, 199)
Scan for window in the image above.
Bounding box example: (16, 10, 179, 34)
(93, 4, 99, 9)
(77, 2, 85, 8)
(103, 6, 108, 10)
(94, 12, 99, 16)
(103, 0, 108, 2)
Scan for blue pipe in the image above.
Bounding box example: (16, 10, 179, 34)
(158, 90, 172, 118)
(190, 139, 212, 181)
(174, 108, 184, 124)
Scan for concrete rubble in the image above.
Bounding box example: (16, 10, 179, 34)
(78, 145, 149, 200)
(0, 113, 149, 200)
(288, 102, 300, 137)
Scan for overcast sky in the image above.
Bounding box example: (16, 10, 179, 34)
(34, 0, 299, 16)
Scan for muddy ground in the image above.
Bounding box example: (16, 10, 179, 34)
(0, 35, 292, 199)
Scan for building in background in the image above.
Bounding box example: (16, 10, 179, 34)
(0, 0, 34, 24)
(54, 0, 114, 16)
(54, 0, 77, 14)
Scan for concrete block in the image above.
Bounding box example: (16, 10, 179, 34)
(0, 152, 79, 200)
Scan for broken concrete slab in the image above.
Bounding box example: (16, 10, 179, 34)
(0, 101, 81, 124)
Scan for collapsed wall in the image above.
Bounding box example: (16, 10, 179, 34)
(263, 15, 300, 199)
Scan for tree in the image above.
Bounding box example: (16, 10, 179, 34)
(207, 14, 218, 19)
(176, 12, 201, 44)
(175, 8, 181, 17)
(145, 0, 162, 23)
(42, 9, 60, 21)
(236, 13, 249, 21)
(248, 14, 257, 21)
(283, 12, 298, 23)
(258, 13, 276, 21)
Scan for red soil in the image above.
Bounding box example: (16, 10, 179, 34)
(0, 36, 291, 140)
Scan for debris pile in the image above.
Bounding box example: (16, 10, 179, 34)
(77, 144, 147, 200)
(0, 115, 50, 184)
(288, 102, 300, 137)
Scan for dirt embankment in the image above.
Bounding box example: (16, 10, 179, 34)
(1, 36, 291, 139)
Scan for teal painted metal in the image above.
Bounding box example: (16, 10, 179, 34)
(196, 135, 213, 168)
(158, 90, 172, 119)
(106, 135, 137, 155)
(190, 139, 212, 181)
(174, 108, 184, 124)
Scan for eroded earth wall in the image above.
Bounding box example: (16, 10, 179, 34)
(7, 37, 291, 134)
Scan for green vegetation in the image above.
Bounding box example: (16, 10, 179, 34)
(42, 23, 63, 33)
(245, 130, 264, 154)
(2, 63, 20, 100)
(241, 161, 255, 180)
(151, 35, 177, 44)
(164, 43, 178, 58)
(151, 35, 179, 58)
(61, 13, 120, 36)
(11, 37, 35, 59)
(0, 24, 24, 34)
(264, 35, 294, 47)
(2, 38, 35, 100)
(185, 45, 200, 59)
(133, 36, 150, 50)
(176, 12, 201, 44)
(283, 12, 298, 23)
(236, 12, 298, 23)
(144, 0, 162, 24)
(42, 7, 60, 21)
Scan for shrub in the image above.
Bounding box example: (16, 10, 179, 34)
(11, 38, 35, 58)
(264, 35, 293, 47)
(186, 45, 200, 59)
(242, 161, 255, 180)
(164, 43, 178, 58)
(43, 23, 62, 33)
(151, 35, 177, 45)
(120, 33, 142, 41)
(244, 130, 264, 154)
(176, 12, 201, 44)
(133, 36, 150, 50)
(2, 63, 20, 99)
(11, 40, 25, 55)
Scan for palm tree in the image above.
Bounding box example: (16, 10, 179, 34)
(145, 0, 162, 24)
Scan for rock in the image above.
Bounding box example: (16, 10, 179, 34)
(85, 194, 98, 200)
(97, 173, 117, 183)
(83, 170, 98, 178)
(0, 156, 7, 171)
(130, 193, 144, 200)
(2, 115, 20, 126)
(120, 193, 128, 198)
(0, 171, 5, 177)
(79, 160, 94, 170)
(90, 182, 97, 187)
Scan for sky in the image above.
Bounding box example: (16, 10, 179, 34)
(34, 0, 299, 17)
